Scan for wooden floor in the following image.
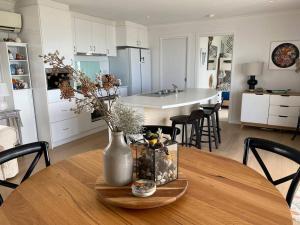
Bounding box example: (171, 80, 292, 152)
(1, 120, 300, 223)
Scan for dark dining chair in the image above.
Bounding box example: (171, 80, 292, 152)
(0, 141, 50, 206)
(243, 137, 300, 207)
(142, 125, 181, 142)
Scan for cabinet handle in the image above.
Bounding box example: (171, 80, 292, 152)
(107, 49, 110, 55)
(73, 46, 77, 53)
(279, 105, 289, 108)
(279, 115, 288, 118)
(63, 128, 70, 131)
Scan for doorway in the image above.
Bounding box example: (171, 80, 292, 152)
(197, 35, 234, 122)
(160, 37, 188, 90)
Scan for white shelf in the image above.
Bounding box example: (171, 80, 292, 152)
(9, 60, 28, 62)
(11, 74, 30, 77)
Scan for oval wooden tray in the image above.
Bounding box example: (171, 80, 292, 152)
(95, 177, 188, 209)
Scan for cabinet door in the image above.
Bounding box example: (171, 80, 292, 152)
(13, 89, 38, 144)
(92, 22, 106, 54)
(39, 6, 74, 65)
(241, 93, 270, 124)
(138, 28, 148, 48)
(126, 26, 139, 47)
(106, 25, 117, 56)
(74, 18, 92, 53)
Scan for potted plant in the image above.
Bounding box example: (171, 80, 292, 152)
(41, 51, 143, 186)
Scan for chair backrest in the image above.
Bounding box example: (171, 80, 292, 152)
(142, 125, 180, 141)
(243, 137, 300, 207)
(0, 141, 50, 206)
(188, 110, 204, 122)
(213, 103, 221, 112)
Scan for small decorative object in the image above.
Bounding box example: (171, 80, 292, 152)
(8, 50, 14, 60)
(133, 130, 178, 186)
(209, 74, 213, 88)
(16, 67, 24, 75)
(15, 37, 22, 43)
(15, 53, 25, 60)
(0, 83, 10, 110)
(242, 62, 264, 91)
(269, 41, 300, 70)
(131, 179, 156, 197)
(3, 38, 15, 42)
(12, 79, 25, 90)
(10, 64, 17, 75)
(40, 51, 143, 187)
(266, 89, 290, 95)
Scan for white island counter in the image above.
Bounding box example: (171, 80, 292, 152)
(120, 88, 219, 126)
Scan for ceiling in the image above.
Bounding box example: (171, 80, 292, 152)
(41, 0, 300, 25)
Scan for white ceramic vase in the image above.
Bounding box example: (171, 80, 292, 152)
(103, 131, 133, 186)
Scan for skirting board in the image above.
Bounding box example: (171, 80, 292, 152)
(241, 122, 296, 131)
(52, 125, 108, 149)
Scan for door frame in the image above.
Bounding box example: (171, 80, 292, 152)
(159, 34, 192, 90)
(195, 32, 235, 122)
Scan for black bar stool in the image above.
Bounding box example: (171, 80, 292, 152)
(170, 110, 204, 147)
(197, 104, 221, 152)
(200, 103, 221, 143)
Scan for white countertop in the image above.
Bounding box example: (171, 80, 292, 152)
(119, 88, 219, 109)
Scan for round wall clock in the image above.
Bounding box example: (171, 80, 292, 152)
(271, 43, 299, 68)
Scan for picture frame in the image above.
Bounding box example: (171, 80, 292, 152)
(269, 40, 300, 70)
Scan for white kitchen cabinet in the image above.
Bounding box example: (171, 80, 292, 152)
(241, 92, 300, 129)
(116, 21, 148, 48)
(74, 18, 92, 53)
(74, 18, 117, 55)
(241, 93, 270, 124)
(92, 22, 106, 54)
(39, 5, 74, 65)
(106, 25, 117, 56)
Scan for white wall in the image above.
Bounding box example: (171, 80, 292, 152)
(149, 11, 300, 124)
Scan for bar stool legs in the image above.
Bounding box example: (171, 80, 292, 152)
(215, 110, 221, 144)
(292, 117, 300, 140)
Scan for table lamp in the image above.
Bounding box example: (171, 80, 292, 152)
(242, 62, 264, 91)
(0, 83, 9, 111)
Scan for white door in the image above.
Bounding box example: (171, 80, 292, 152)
(141, 49, 151, 93)
(161, 37, 187, 90)
(105, 25, 117, 56)
(129, 48, 141, 95)
(241, 93, 270, 124)
(74, 18, 92, 53)
(92, 22, 106, 54)
(13, 89, 38, 144)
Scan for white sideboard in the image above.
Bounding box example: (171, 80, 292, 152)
(241, 92, 300, 129)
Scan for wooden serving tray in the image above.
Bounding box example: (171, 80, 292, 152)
(95, 177, 188, 209)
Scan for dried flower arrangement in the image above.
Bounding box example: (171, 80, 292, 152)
(40, 51, 143, 134)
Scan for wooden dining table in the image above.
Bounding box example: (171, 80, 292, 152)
(0, 147, 292, 225)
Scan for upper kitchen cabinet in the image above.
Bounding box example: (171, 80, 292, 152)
(73, 16, 117, 56)
(116, 21, 149, 48)
(74, 18, 93, 54)
(39, 5, 74, 65)
(106, 25, 117, 56)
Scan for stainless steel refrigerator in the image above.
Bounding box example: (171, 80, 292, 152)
(109, 48, 151, 96)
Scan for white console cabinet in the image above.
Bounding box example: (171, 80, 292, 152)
(241, 92, 300, 129)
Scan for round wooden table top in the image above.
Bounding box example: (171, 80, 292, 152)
(0, 147, 292, 225)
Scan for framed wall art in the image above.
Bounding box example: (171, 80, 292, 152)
(269, 41, 300, 70)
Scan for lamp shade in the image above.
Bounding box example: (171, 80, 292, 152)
(0, 83, 9, 97)
(242, 62, 264, 76)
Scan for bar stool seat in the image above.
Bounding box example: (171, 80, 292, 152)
(170, 110, 204, 147)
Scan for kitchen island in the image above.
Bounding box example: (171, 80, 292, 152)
(120, 88, 219, 126)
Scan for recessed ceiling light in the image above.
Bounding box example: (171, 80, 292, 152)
(206, 14, 215, 18)
(146, 15, 151, 20)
